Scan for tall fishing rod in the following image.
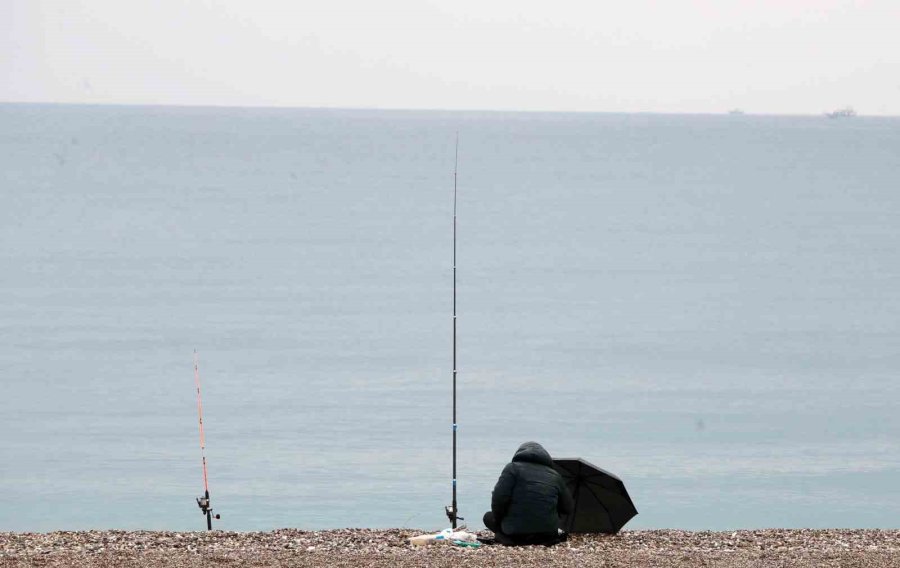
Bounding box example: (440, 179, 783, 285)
(194, 350, 220, 530)
(445, 135, 463, 529)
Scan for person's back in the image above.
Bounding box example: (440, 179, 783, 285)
(484, 441, 573, 543)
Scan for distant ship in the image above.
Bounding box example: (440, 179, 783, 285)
(728, 109, 745, 115)
(825, 107, 857, 118)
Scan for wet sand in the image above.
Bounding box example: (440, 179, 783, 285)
(2, 528, 899, 567)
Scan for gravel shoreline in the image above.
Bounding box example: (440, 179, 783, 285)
(2, 528, 899, 567)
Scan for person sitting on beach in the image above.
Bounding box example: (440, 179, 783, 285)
(483, 441, 574, 546)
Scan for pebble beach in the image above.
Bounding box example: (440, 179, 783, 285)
(3, 528, 899, 567)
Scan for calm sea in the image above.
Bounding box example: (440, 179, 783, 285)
(1, 103, 899, 532)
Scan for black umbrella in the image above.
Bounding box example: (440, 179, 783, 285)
(552, 458, 638, 534)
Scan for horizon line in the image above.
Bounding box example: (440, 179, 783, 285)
(2, 99, 897, 119)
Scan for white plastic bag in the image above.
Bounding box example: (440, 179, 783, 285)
(409, 527, 477, 546)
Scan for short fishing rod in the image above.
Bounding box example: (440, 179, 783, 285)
(445, 135, 463, 529)
(194, 350, 220, 530)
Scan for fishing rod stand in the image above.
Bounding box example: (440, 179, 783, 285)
(196, 491, 220, 530)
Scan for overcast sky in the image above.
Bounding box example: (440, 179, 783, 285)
(3, 0, 899, 114)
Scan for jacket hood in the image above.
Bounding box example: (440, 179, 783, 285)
(511, 441, 553, 467)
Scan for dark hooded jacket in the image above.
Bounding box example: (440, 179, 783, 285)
(491, 442, 574, 535)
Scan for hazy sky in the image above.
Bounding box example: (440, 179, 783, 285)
(4, 0, 899, 114)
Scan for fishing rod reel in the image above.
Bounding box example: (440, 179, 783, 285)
(196, 490, 221, 530)
(445, 505, 463, 526)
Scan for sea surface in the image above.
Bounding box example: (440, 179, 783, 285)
(1, 103, 899, 532)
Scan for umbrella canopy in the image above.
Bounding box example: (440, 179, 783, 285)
(552, 458, 638, 534)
